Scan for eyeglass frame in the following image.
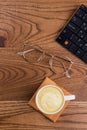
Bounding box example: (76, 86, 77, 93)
(17, 44, 74, 78)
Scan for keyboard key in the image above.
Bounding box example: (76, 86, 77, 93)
(56, 34, 66, 44)
(67, 22, 79, 33)
(83, 14, 87, 22)
(76, 49, 84, 58)
(76, 39, 84, 47)
(62, 28, 72, 38)
(69, 44, 78, 53)
(76, 8, 85, 18)
(70, 34, 78, 43)
(84, 35, 87, 42)
(63, 40, 72, 48)
(71, 16, 82, 26)
(78, 30, 86, 38)
(82, 43, 87, 52)
(82, 53, 87, 63)
(80, 4, 87, 12)
(81, 22, 87, 32)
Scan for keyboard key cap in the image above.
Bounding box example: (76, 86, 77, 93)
(63, 40, 72, 48)
(69, 44, 78, 53)
(67, 22, 79, 33)
(62, 28, 72, 38)
(81, 22, 87, 32)
(76, 39, 84, 47)
(82, 53, 87, 63)
(76, 8, 85, 18)
(76, 49, 84, 58)
(83, 14, 87, 22)
(84, 35, 87, 42)
(82, 43, 87, 52)
(56, 34, 66, 44)
(78, 30, 86, 38)
(70, 34, 78, 43)
(80, 4, 87, 12)
(71, 16, 82, 26)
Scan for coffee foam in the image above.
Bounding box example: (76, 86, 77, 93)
(36, 85, 64, 114)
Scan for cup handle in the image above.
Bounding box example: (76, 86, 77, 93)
(64, 95, 75, 101)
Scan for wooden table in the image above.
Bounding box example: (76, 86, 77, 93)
(0, 0, 87, 129)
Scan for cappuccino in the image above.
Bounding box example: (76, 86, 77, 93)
(36, 85, 65, 114)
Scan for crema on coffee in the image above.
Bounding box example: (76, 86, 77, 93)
(36, 85, 64, 114)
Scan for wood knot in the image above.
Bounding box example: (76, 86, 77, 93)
(0, 36, 6, 47)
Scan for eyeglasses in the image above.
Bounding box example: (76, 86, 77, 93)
(17, 44, 74, 78)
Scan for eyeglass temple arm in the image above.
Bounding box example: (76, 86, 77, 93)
(17, 49, 35, 57)
(49, 55, 57, 74)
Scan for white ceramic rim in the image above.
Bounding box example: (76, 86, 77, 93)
(35, 85, 65, 115)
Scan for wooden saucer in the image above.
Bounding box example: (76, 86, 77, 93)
(28, 77, 71, 122)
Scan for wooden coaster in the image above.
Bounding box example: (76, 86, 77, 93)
(28, 77, 71, 122)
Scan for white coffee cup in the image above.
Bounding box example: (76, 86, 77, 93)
(36, 85, 75, 114)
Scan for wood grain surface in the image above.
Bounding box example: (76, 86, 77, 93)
(0, 0, 87, 129)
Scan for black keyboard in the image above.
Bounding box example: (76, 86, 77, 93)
(56, 4, 87, 63)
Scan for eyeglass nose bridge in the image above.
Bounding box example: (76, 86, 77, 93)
(37, 50, 46, 62)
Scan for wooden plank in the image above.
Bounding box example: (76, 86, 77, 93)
(0, 101, 87, 129)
